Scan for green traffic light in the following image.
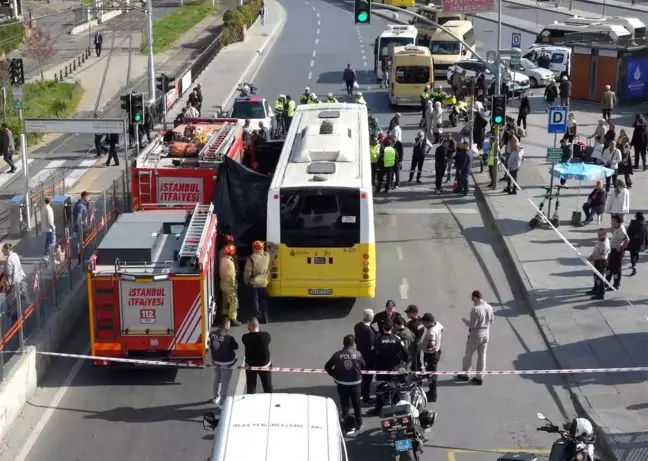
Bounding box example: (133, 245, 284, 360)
(134, 114, 142, 122)
(357, 11, 368, 21)
(494, 116, 503, 124)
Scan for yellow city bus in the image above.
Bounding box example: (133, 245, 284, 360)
(374, 0, 415, 9)
(266, 103, 376, 298)
(389, 45, 434, 106)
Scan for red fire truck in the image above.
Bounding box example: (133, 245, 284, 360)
(131, 119, 245, 210)
(86, 203, 218, 366)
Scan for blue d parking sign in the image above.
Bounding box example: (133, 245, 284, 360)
(511, 33, 521, 49)
(548, 106, 568, 134)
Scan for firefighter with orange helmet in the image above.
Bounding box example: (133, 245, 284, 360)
(243, 240, 271, 323)
(218, 234, 235, 261)
(219, 244, 239, 326)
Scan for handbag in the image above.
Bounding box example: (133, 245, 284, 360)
(353, 81, 359, 89)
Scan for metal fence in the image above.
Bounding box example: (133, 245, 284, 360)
(0, 170, 129, 382)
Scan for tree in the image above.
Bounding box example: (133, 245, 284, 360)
(25, 27, 54, 81)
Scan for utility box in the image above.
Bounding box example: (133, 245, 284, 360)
(50, 195, 72, 236)
(8, 195, 24, 238)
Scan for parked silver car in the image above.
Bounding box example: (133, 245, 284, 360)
(501, 57, 555, 88)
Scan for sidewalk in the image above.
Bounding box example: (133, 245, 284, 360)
(166, 0, 287, 119)
(473, 102, 648, 461)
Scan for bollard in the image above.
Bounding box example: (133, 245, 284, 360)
(82, 53, 85, 63)
(77, 56, 81, 66)
(64, 66, 68, 77)
(59, 69, 63, 80)
(72, 60, 76, 71)
(54, 73, 58, 82)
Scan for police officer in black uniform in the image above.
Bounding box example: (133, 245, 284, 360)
(370, 318, 409, 415)
(372, 300, 406, 335)
(325, 334, 365, 434)
(405, 304, 425, 371)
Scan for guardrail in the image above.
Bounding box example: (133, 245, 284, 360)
(0, 169, 129, 381)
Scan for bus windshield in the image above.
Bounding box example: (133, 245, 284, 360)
(430, 41, 460, 55)
(395, 66, 431, 84)
(379, 37, 415, 59)
(279, 188, 361, 247)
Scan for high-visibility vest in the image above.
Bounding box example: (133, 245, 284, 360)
(370, 144, 380, 164)
(383, 146, 396, 168)
(327, 97, 338, 103)
(356, 97, 366, 105)
(274, 100, 284, 111)
(300, 93, 310, 104)
(420, 91, 429, 100)
(286, 100, 296, 116)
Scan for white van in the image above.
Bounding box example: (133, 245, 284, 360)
(523, 44, 571, 78)
(203, 393, 348, 461)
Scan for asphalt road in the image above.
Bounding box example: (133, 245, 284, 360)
(0, 5, 576, 461)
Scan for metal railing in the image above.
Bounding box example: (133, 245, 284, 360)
(0, 170, 129, 381)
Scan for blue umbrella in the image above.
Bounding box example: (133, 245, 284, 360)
(549, 162, 615, 213)
(550, 162, 614, 181)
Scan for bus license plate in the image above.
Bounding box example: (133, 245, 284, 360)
(308, 289, 332, 296)
(394, 439, 412, 452)
(313, 257, 326, 264)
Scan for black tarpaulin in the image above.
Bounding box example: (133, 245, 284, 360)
(213, 156, 271, 256)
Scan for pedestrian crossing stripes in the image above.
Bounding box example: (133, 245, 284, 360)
(0, 157, 101, 197)
(0, 158, 35, 191)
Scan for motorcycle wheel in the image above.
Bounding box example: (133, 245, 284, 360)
(529, 217, 539, 228)
(550, 217, 560, 228)
(395, 449, 418, 461)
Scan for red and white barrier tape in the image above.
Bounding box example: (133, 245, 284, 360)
(28, 351, 648, 375)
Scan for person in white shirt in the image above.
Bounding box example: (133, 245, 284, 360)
(419, 313, 444, 402)
(185, 101, 199, 119)
(457, 290, 494, 385)
(2, 243, 29, 324)
(601, 140, 622, 193)
(42, 197, 56, 257)
(392, 123, 402, 144)
(605, 178, 630, 225)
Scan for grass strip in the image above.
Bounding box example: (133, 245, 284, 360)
(6, 81, 83, 147)
(142, 1, 218, 55)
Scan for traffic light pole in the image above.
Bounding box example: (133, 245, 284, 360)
(134, 122, 140, 158)
(19, 107, 32, 230)
(146, 0, 156, 101)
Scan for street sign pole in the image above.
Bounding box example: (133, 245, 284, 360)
(546, 106, 568, 223)
(19, 107, 32, 230)
(511, 32, 521, 65)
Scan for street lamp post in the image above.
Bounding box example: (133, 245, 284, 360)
(146, 0, 156, 101)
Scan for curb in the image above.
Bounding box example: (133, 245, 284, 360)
(470, 172, 619, 461)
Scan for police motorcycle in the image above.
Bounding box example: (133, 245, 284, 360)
(237, 82, 257, 97)
(536, 413, 602, 461)
(378, 369, 437, 461)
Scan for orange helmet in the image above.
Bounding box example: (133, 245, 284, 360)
(252, 240, 264, 251)
(223, 244, 236, 257)
(223, 234, 235, 244)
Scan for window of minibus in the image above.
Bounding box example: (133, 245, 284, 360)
(430, 41, 461, 54)
(379, 37, 415, 60)
(279, 188, 361, 247)
(537, 28, 566, 44)
(395, 66, 431, 84)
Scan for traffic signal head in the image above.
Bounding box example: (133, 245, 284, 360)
(131, 92, 144, 124)
(9, 58, 24, 85)
(156, 74, 176, 94)
(120, 94, 131, 112)
(491, 95, 506, 126)
(354, 0, 371, 24)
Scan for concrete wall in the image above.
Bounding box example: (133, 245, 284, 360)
(0, 277, 87, 444)
(70, 9, 125, 36)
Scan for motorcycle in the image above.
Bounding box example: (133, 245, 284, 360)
(536, 413, 602, 461)
(449, 100, 469, 127)
(237, 82, 257, 97)
(378, 370, 437, 461)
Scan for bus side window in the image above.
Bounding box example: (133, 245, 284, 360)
(551, 53, 564, 64)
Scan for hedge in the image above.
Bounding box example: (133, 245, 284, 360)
(0, 19, 25, 55)
(219, 0, 263, 46)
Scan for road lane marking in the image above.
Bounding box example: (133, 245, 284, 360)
(315, 38, 319, 44)
(312, 50, 316, 57)
(14, 346, 90, 461)
(310, 60, 315, 67)
(308, 71, 312, 80)
(399, 278, 409, 299)
(377, 208, 479, 215)
(0, 159, 35, 190)
(28, 160, 66, 188)
(396, 246, 404, 260)
(64, 159, 98, 189)
(317, 28, 320, 34)
(316, 11, 319, 16)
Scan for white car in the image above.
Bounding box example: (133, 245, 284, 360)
(447, 59, 530, 93)
(225, 97, 275, 133)
(501, 56, 555, 88)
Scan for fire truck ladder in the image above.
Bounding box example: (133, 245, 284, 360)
(178, 203, 214, 263)
(198, 122, 237, 163)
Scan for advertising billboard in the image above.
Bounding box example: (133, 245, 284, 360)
(626, 57, 648, 99)
(443, 0, 494, 13)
